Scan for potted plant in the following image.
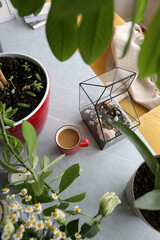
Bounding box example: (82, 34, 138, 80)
(0, 52, 50, 140)
(0, 111, 121, 239)
(112, 121, 160, 232)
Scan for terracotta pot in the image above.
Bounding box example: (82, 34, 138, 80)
(0, 52, 50, 140)
(125, 155, 160, 232)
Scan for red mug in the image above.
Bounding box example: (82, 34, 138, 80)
(55, 125, 89, 155)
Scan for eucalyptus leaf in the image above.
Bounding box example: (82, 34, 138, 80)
(63, 192, 86, 202)
(78, 0, 113, 64)
(40, 155, 50, 172)
(138, 7, 160, 80)
(112, 121, 157, 175)
(32, 172, 44, 196)
(22, 120, 37, 158)
(0, 159, 25, 173)
(46, 7, 78, 61)
(10, 0, 45, 17)
(59, 163, 80, 194)
(58, 202, 70, 210)
(132, 190, 160, 210)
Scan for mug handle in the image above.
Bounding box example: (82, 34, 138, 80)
(79, 139, 89, 147)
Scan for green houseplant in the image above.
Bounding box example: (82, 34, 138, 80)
(10, 0, 160, 88)
(112, 121, 160, 232)
(0, 102, 121, 239)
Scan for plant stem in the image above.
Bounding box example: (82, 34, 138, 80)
(78, 212, 94, 221)
(0, 113, 32, 173)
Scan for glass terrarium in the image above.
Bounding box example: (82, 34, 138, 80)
(79, 67, 140, 150)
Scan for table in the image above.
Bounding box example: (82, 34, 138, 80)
(0, 18, 159, 239)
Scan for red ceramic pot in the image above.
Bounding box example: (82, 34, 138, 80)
(0, 52, 50, 141)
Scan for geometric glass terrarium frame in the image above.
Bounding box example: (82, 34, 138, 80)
(79, 67, 140, 149)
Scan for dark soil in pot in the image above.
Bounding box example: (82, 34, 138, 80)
(0, 57, 46, 122)
(134, 162, 160, 231)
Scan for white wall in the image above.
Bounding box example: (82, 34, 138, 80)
(114, 0, 160, 27)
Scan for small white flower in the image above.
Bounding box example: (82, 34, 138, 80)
(27, 179, 35, 184)
(66, 238, 72, 240)
(51, 193, 58, 200)
(9, 203, 17, 210)
(61, 232, 66, 239)
(28, 215, 36, 222)
(51, 225, 57, 233)
(10, 215, 18, 223)
(45, 221, 52, 228)
(33, 204, 42, 214)
(2, 188, 10, 194)
(34, 203, 42, 209)
(12, 232, 23, 240)
(51, 211, 59, 220)
(36, 220, 44, 230)
(25, 171, 31, 176)
(25, 221, 32, 229)
(54, 230, 62, 240)
(30, 238, 37, 240)
(17, 224, 25, 233)
(8, 194, 15, 199)
(74, 206, 81, 213)
(26, 206, 33, 213)
(1, 231, 10, 240)
(25, 195, 32, 202)
(45, 217, 51, 222)
(20, 188, 27, 196)
(75, 232, 81, 239)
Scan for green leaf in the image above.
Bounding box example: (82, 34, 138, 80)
(59, 163, 80, 194)
(3, 146, 10, 165)
(122, 0, 148, 57)
(43, 205, 59, 216)
(22, 120, 37, 158)
(67, 219, 79, 236)
(40, 154, 65, 173)
(32, 172, 44, 196)
(10, 0, 45, 17)
(112, 121, 157, 175)
(81, 221, 101, 238)
(5, 108, 18, 119)
(63, 192, 86, 202)
(3, 118, 14, 128)
(41, 170, 53, 179)
(46, 4, 78, 61)
(49, 0, 108, 20)
(133, 190, 160, 210)
(29, 188, 53, 204)
(65, 210, 77, 215)
(138, 7, 160, 79)
(40, 155, 50, 172)
(135, 0, 148, 23)
(154, 163, 160, 190)
(0, 159, 25, 173)
(58, 202, 69, 210)
(32, 155, 39, 170)
(78, 0, 113, 64)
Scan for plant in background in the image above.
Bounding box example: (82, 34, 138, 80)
(0, 108, 121, 239)
(10, 0, 160, 88)
(112, 121, 160, 210)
